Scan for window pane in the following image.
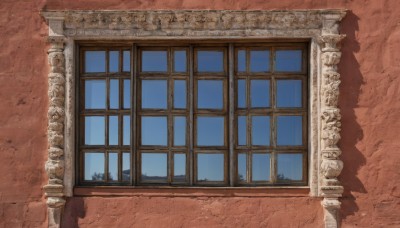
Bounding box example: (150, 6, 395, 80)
(238, 116, 247, 146)
(85, 116, 105, 145)
(123, 79, 131, 109)
(238, 153, 247, 182)
(142, 51, 167, 72)
(141, 116, 168, 146)
(250, 80, 270, 107)
(174, 116, 186, 146)
(142, 80, 167, 109)
(174, 153, 186, 182)
(251, 116, 270, 146)
(238, 50, 246, 72)
(250, 50, 270, 72)
(252, 154, 270, 181)
(198, 80, 223, 109)
(110, 79, 119, 109)
(122, 152, 130, 181)
(141, 153, 167, 182)
(85, 51, 106, 73)
(277, 116, 303, 146)
(108, 152, 118, 181)
(108, 116, 118, 145)
(123, 115, 130, 146)
(174, 50, 187, 72)
(277, 154, 303, 181)
(84, 152, 105, 181)
(174, 80, 186, 109)
(275, 50, 302, 72)
(109, 51, 119, 72)
(197, 153, 224, 181)
(277, 80, 302, 108)
(197, 50, 224, 72)
(197, 117, 224, 146)
(237, 79, 246, 108)
(85, 80, 106, 109)
(123, 50, 131, 72)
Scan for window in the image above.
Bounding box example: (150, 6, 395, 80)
(78, 43, 308, 186)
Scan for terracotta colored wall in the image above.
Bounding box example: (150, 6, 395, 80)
(0, 0, 399, 227)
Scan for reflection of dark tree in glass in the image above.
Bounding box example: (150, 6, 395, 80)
(239, 174, 245, 181)
(91, 172, 105, 181)
(277, 173, 291, 181)
(122, 169, 130, 181)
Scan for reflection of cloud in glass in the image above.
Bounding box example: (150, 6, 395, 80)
(277, 154, 303, 181)
(197, 154, 224, 181)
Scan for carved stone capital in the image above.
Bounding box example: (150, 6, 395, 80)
(318, 34, 346, 52)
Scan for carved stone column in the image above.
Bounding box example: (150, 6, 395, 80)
(43, 17, 66, 228)
(319, 13, 346, 228)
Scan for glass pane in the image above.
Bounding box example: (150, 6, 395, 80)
(142, 51, 167, 72)
(109, 51, 119, 72)
(123, 50, 131, 72)
(141, 116, 168, 146)
(108, 116, 118, 145)
(237, 79, 246, 108)
(252, 154, 270, 181)
(123, 79, 131, 109)
(197, 117, 224, 146)
(197, 80, 223, 109)
(108, 152, 118, 181)
(275, 50, 302, 72)
(277, 116, 302, 146)
(174, 80, 186, 109)
(141, 153, 167, 182)
(123, 115, 130, 146)
(85, 51, 106, 73)
(174, 50, 187, 72)
(174, 154, 186, 182)
(85, 80, 106, 109)
(197, 50, 224, 72)
(251, 116, 270, 146)
(174, 116, 186, 146)
(84, 152, 104, 181)
(238, 153, 247, 182)
(238, 116, 247, 146)
(250, 50, 270, 72)
(250, 80, 270, 108)
(85, 116, 105, 145)
(277, 80, 302, 108)
(110, 79, 119, 109)
(122, 152, 130, 181)
(277, 154, 303, 181)
(197, 153, 224, 181)
(238, 50, 246, 72)
(142, 80, 167, 109)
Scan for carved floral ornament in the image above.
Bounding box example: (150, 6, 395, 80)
(41, 10, 347, 228)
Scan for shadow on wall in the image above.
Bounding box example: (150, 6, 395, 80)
(62, 197, 85, 228)
(337, 11, 367, 222)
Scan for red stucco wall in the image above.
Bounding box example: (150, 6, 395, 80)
(0, 0, 399, 227)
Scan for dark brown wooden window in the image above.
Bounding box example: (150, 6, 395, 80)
(78, 42, 308, 187)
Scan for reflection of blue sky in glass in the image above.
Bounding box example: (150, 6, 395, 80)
(123, 80, 131, 109)
(238, 116, 247, 146)
(174, 116, 186, 146)
(141, 116, 167, 146)
(197, 153, 224, 181)
(123, 51, 131, 72)
(275, 50, 302, 72)
(108, 116, 118, 145)
(142, 153, 167, 181)
(252, 154, 270, 181)
(123, 115, 130, 145)
(238, 153, 247, 181)
(250, 50, 270, 72)
(197, 117, 224, 146)
(251, 80, 270, 107)
(85, 116, 105, 145)
(85, 80, 106, 109)
(174, 80, 186, 109)
(197, 51, 224, 72)
(252, 116, 270, 146)
(110, 80, 119, 109)
(277, 116, 302, 146)
(277, 80, 302, 108)
(85, 153, 104, 180)
(108, 152, 118, 181)
(277, 154, 303, 181)
(238, 50, 246, 72)
(198, 80, 223, 109)
(85, 51, 106, 73)
(174, 154, 186, 181)
(237, 80, 246, 108)
(122, 152, 130, 181)
(109, 51, 119, 72)
(142, 51, 167, 72)
(174, 50, 187, 72)
(142, 80, 167, 109)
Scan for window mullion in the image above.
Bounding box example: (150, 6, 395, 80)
(189, 45, 194, 186)
(132, 44, 137, 185)
(228, 43, 235, 187)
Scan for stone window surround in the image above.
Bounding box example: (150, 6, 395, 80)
(41, 10, 347, 228)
